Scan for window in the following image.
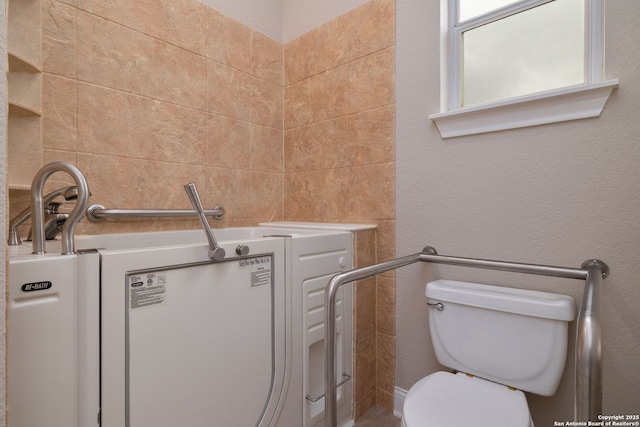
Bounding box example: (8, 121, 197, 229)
(429, 0, 618, 138)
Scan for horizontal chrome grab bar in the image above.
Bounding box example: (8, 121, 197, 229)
(86, 204, 225, 222)
(305, 372, 351, 402)
(324, 246, 609, 427)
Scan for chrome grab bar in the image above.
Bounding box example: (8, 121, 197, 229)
(324, 246, 609, 427)
(86, 204, 225, 222)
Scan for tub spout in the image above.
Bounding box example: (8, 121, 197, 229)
(31, 162, 90, 255)
(8, 186, 78, 246)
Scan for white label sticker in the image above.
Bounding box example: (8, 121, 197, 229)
(239, 256, 272, 287)
(129, 273, 167, 310)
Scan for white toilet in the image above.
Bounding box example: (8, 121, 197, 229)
(402, 279, 576, 427)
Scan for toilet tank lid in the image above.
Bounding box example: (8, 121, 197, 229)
(426, 280, 575, 321)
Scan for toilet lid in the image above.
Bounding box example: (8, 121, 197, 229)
(403, 372, 531, 427)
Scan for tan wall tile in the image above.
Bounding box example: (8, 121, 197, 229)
(347, 105, 395, 166)
(348, 0, 395, 61)
(250, 172, 283, 220)
(284, 78, 310, 130)
(77, 83, 207, 164)
(284, 33, 311, 85)
(354, 229, 377, 268)
(250, 77, 283, 129)
(42, 0, 77, 78)
(309, 15, 348, 75)
(377, 276, 395, 336)
(354, 389, 376, 420)
(206, 114, 251, 169)
(349, 163, 395, 220)
(376, 333, 395, 392)
(207, 8, 251, 72)
(207, 167, 251, 220)
(309, 64, 349, 122)
(284, 169, 352, 220)
(349, 46, 395, 113)
(284, 125, 310, 173)
(251, 124, 283, 173)
(207, 60, 251, 121)
(309, 117, 350, 170)
(375, 388, 395, 413)
(77, 11, 207, 110)
(354, 332, 376, 401)
(42, 74, 77, 151)
(78, 0, 207, 55)
(251, 31, 283, 86)
(355, 277, 377, 340)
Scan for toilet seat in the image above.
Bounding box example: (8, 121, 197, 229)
(402, 371, 532, 427)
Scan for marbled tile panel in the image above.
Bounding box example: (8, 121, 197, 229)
(42, 74, 77, 151)
(77, 83, 207, 165)
(206, 114, 251, 169)
(284, 78, 310, 130)
(284, 168, 352, 220)
(348, 0, 395, 61)
(207, 60, 251, 121)
(56, 0, 76, 6)
(207, 167, 252, 220)
(308, 117, 350, 170)
(309, 14, 348, 76)
(354, 388, 376, 421)
(207, 8, 251, 72)
(77, 11, 207, 110)
(376, 276, 395, 336)
(349, 46, 395, 114)
(354, 332, 376, 401)
(374, 219, 396, 268)
(376, 333, 395, 393)
(250, 172, 283, 220)
(251, 124, 283, 174)
(42, 0, 76, 78)
(309, 64, 349, 122)
(251, 30, 283, 86)
(78, 0, 207, 55)
(354, 228, 377, 268)
(77, 153, 209, 211)
(349, 163, 395, 220)
(347, 105, 395, 166)
(375, 388, 395, 413)
(284, 33, 311, 85)
(250, 77, 283, 129)
(284, 125, 310, 174)
(355, 277, 377, 341)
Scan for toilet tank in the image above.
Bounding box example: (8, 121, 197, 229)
(426, 280, 575, 396)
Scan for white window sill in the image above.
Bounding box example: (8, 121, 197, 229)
(429, 80, 619, 139)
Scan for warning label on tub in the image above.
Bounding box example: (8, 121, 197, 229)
(129, 273, 167, 310)
(239, 256, 272, 287)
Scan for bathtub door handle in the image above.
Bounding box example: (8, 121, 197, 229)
(305, 373, 351, 402)
(184, 183, 226, 261)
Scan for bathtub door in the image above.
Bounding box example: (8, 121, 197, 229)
(100, 238, 287, 427)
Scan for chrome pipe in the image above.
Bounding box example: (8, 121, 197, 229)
(31, 162, 90, 255)
(323, 246, 609, 427)
(575, 260, 606, 421)
(324, 252, 426, 427)
(86, 204, 225, 222)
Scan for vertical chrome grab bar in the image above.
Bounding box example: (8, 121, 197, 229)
(183, 183, 226, 261)
(323, 247, 608, 427)
(575, 260, 605, 421)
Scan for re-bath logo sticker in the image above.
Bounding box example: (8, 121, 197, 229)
(21, 281, 53, 292)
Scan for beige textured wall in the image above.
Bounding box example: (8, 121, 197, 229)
(283, 0, 396, 416)
(396, 0, 640, 424)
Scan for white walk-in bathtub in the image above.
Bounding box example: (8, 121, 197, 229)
(8, 224, 361, 427)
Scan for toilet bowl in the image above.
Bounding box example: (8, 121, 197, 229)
(401, 280, 575, 427)
(402, 372, 532, 427)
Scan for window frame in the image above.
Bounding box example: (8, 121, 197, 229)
(429, 0, 618, 138)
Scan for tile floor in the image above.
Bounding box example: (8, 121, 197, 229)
(353, 406, 401, 427)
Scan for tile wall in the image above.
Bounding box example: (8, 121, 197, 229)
(25, 0, 395, 419)
(283, 0, 396, 416)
